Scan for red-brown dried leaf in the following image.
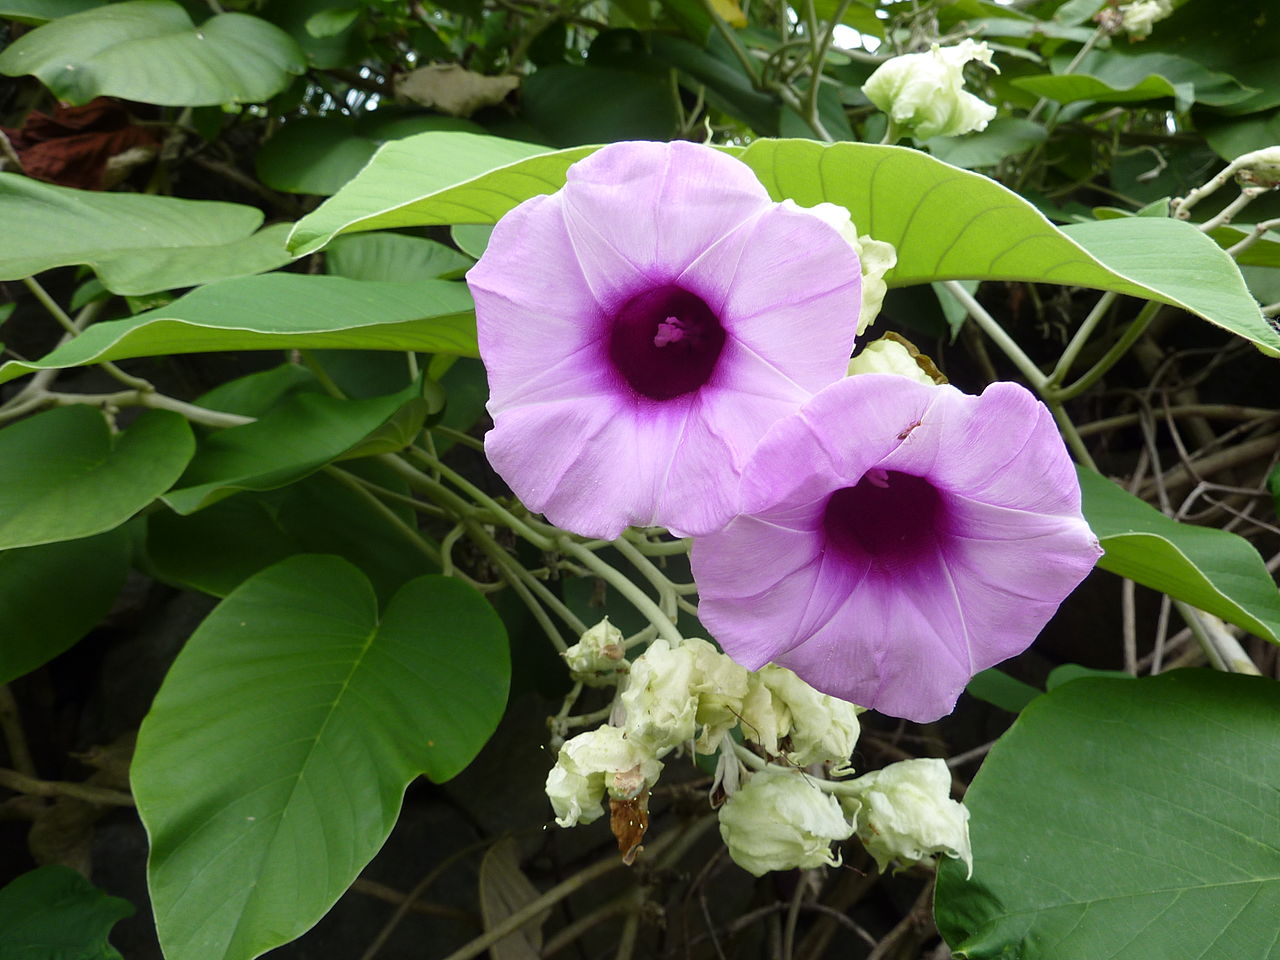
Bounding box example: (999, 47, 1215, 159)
(3, 98, 160, 190)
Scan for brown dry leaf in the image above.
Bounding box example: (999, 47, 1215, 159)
(883, 331, 949, 385)
(395, 64, 519, 117)
(609, 792, 649, 865)
(2, 98, 159, 190)
(478, 836, 549, 960)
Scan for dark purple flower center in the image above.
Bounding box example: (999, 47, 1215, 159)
(822, 469, 945, 570)
(607, 285, 726, 401)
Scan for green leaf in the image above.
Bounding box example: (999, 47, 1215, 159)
(95, 223, 295, 296)
(450, 224, 493, 260)
(924, 118, 1046, 170)
(287, 132, 590, 255)
(0, 274, 477, 386)
(325, 232, 473, 281)
(1201, 107, 1280, 163)
(1095, 205, 1280, 269)
(1044, 663, 1132, 690)
(0, 529, 130, 684)
(1079, 466, 1280, 644)
(133, 556, 509, 960)
(0, 0, 102, 25)
(293, 136, 1279, 354)
(739, 140, 1280, 355)
(162, 384, 426, 514)
(0, 172, 268, 282)
(965, 668, 1041, 713)
(0, 865, 134, 960)
(258, 114, 491, 196)
(304, 4, 357, 36)
(937, 670, 1280, 959)
(1269, 463, 1280, 520)
(1046, 49, 1258, 110)
(146, 464, 434, 603)
(1012, 72, 1195, 112)
(0, 407, 194, 549)
(0, 0, 305, 106)
(521, 65, 678, 147)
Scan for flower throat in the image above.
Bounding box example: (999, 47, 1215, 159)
(608, 285, 726, 401)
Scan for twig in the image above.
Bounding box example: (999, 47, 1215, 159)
(0, 768, 133, 806)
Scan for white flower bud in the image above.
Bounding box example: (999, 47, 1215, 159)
(847, 337, 938, 386)
(1119, 0, 1171, 38)
(862, 39, 999, 141)
(739, 666, 790, 756)
(686, 637, 751, 753)
(779, 199, 897, 333)
(546, 726, 662, 828)
(620, 638, 698, 757)
(848, 758, 972, 876)
(718, 766, 855, 876)
(1233, 145, 1280, 188)
(562, 617, 628, 687)
(759, 666, 862, 769)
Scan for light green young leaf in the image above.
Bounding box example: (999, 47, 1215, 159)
(0, 0, 305, 106)
(162, 384, 427, 514)
(0, 528, 130, 684)
(287, 132, 592, 254)
(290, 136, 1278, 354)
(739, 140, 1280, 354)
(0, 172, 267, 282)
(0, 407, 194, 549)
(0, 274, 477, 386)
(1079, 466, 1280, 644)
(134, 556, 509, 960)
(0, 865, 134, 960)
(937, 671, 1280, 958)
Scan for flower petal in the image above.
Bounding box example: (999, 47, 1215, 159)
(559, 141, 773, 280)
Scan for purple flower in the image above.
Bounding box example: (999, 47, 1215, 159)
(466, 141, 862, 540)
(691, 374, 1102, 723)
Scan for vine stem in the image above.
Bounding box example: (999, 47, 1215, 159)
(0, 767, 134, 806)
(942, 281, 1047, 388)
(556, 536, 684, 645)
(20, 277, 154, 392)
(437, 826, 688, 960)
(1050, 300, 1161, 401)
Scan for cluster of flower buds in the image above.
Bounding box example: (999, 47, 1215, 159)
(547, 625, 970, 877)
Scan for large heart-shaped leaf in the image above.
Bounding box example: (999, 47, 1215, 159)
(0, 0, 305, 106)
(0, 274, 476, 385)
(133, 556, 509, 960)
(0, 528, 130, 684)
(147, 464, 434, 603)
(0, 172, 269, 282)
(0, 865, 134, 960)
(936, 670, 1280, 959)
(0, 407, 194, 549)
(287, 135, 1280, 355)
(1079, 466, 1280, 644)
(162, 384, 428, 514)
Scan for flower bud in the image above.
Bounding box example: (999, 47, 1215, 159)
(847, 758, 972, 875)
(562, 617, 628, 687)
(760, 666, 862, 769)
(779, 199, 897, 332)
(687, 637, 751, 752)
(620, 638, 699, 756)
(1234, 146, 1280, 189)
(847, 336, 939, 386)
(862, 39, 999, 141)
(1118, 0, 1171, 38)
(718, 766, 855, 876)
(545, 726, 662, 828)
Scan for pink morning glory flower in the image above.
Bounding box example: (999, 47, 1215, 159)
(691, 374, 1102, 723)
(466, 140, 862, 540)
